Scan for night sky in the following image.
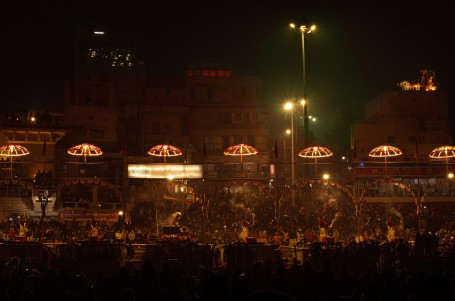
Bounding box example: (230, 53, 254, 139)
(1, 1, 454, 150)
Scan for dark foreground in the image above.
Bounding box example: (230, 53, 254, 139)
(1, 239, 455, 300)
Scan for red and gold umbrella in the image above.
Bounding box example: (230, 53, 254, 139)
(298, 145, 333, 177)
(0, 144, 30, 177)
(224, 143, 258, 163)
(67, 143, 103, 163)
(369, 145, 402, 177)
(429, 145, 455, 175)
(147, 144, 182, 163)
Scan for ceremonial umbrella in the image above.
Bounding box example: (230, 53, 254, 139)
(224, 143, 258, 163)
(429, 145, 455, 175)
(298, 145, 333, 178)
(368, 145, 402, 177)
(147, 144, 182, 163)
(67, 143, 103, 163)
(0, 144, 30, 178)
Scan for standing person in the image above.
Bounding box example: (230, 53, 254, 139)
(238, 218, 250, 242)
(120, 243, 128, 268)
(319, 215, 329, 241)
(297, 207, 306, 228)
(272, 231, 282, 245)
(19, 220, 28, 238)
(386, 217, 395, 242)
(128, 228, 136, 243)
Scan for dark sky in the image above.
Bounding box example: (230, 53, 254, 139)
(1, 0, 454, 150)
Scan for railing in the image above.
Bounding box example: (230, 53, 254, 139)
(61, 201, 123, 210)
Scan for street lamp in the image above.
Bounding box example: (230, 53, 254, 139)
(283, 129, 291, 164)
(284, 102, 295, 195)
(290, 23, 316, 176)
(284, 100, 305, 205)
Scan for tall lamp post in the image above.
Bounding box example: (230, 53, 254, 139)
(283, 129, 291, 165)
(284, 103, 295, 195)
(290, 23, 316, 177)
(284, 100, 305, 205)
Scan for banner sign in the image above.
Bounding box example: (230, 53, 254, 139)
(128, 164, 203, 179)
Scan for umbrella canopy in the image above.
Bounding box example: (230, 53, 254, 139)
(67, 143, 103, 163)
(298, 146, 333, 158)
(224, 144, 258, 163)
(0, 144, 30, 157)
(147, 144, 182, 163)
(298, 145, 333, 178)
(369, 145, 402, 177)
(0, 144, 30, 177)
(368, 145, 403, 158)
(429, 145, 455, 159)
(429, 145, 455, 174)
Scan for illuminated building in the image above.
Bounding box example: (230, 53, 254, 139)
(348, 70, 453, 203)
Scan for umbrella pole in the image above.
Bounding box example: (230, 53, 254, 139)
(315, 158, 318, 178)
(10, 155, 12, 178)
(446, 157, 449, 175)
(384, 157, 388, 178)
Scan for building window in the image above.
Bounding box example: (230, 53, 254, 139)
(252, 112, 258, 122)
(233, 112, 242, 123)
(258, 112, 268, 123)
(234, 136, 243, 144)
(151, 123, 160, 134)
(180, 116, 188, 135)
(216, 112, 231, 124)
(163, 123, 172, 134)
(222, 136, 230, 150)
(90, 129, 104, 139)
(244, 113, 250, 124)
(73, 128, 86, 138)
(247, 136, 255, 146)
(189, 88, 195, 98)
(207, 88, 213, 99)
(212, 136, 223, 150)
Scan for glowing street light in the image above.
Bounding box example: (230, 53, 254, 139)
(284, 101, 296, 194)
(283, 129, 291, 164)
(290, 22, 316, 149)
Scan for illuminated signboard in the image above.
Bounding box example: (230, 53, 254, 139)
(128, 164, 203, 179)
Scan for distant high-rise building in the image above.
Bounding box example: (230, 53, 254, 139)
(63, 31, 146, 150)
(73, 31, 145, 79)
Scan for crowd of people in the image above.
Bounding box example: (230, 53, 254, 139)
(1, 228, 455, 300)
(2, 181, 455, 247)
(1, 181, 455, 299)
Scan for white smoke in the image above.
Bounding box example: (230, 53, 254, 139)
(330, 211, 341, 228)
(388, 206, 405, 230)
